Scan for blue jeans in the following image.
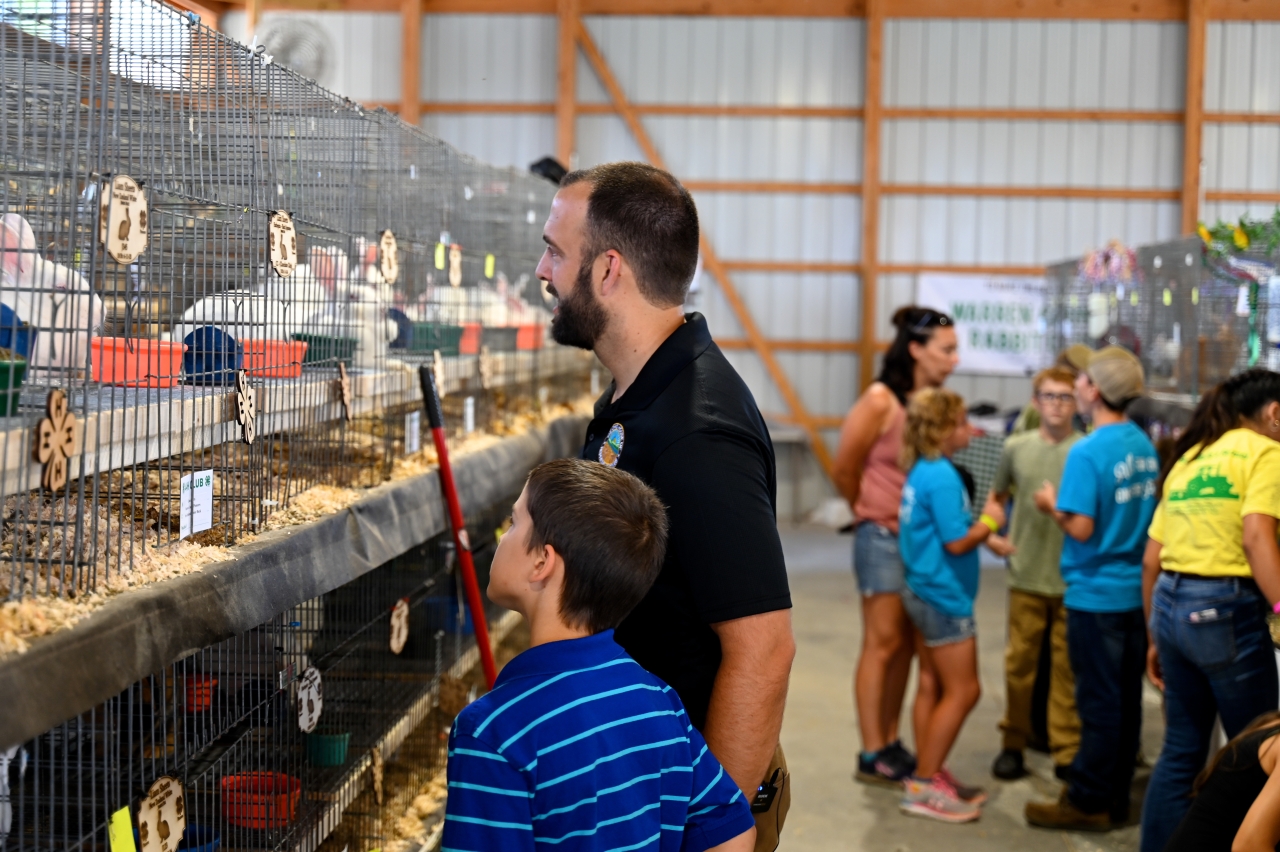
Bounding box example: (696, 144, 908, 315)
(852, 522, 905, 596)
(1139, 573, 1279, 852)
(1067, 607, 1147, 816)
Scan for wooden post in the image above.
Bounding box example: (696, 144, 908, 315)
(575, 23, 835, 476)
(1181, 0, 1207, 235)
(555, 0, 580, 166)
(400, 0, 422, 125)
(859, 0, 884, 390)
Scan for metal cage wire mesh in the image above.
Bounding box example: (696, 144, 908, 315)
(0, 0, 590, 603)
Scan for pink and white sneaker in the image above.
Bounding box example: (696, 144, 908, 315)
(938, 767, 988, 805)
(900, 775, 982, 824)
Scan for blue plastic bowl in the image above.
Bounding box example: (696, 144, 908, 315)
(0, 303, 35, 361)
(183, 326, 243, 386)
(388, 307, 412, 349)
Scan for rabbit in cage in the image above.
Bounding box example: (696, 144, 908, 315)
(0, 213, 104, 375)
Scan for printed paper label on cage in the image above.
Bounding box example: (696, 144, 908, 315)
(137, 776, 185, 852)
(179, 469, 214, 540)
(379, 230, 399, 284)
(102, 175, 148, 265)
(405, 410, 421, 455)
(297, 666, 323, 733)
(390, 598, 410, 655)
(269, 211, 298, 278)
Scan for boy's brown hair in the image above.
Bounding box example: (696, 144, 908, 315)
(900, 387, 967, 470)
(1033, 365, 1078, 392)
(522, 458, 669, 634)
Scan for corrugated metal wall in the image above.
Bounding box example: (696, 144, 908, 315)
(216, 12, 1280, 511)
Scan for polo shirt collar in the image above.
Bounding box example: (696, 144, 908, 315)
(596, 312, 713, 416)
(493, 629, 627, 688)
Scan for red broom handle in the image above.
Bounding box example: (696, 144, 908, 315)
(419, 366, 498, 689)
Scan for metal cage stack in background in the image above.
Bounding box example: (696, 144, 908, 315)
(1046, 237, 1278, 403)
(0, 0, 589, 605)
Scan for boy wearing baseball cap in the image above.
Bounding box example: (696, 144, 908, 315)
(1023, 346, 1159, 832)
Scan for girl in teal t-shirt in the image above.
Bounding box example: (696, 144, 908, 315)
(897, 388, 1006, 824)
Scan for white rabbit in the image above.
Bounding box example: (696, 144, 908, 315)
(170, 288, 291, 344)
(0, 213, 104, 376)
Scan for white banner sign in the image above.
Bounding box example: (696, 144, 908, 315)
(916, 273, 1049, 376)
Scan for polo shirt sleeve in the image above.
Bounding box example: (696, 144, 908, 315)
(1242, 442, 1280, 520)
(650, 429, 791, 624)
(681, 724, 755, 852)
(442, 725, 536, 852)
(1056, 443, 1099, 520)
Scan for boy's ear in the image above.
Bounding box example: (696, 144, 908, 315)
(528, 543, 560, 584)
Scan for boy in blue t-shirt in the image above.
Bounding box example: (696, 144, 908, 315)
(442, 458, 755, 852)
(898, 388, 1007, 823)
(1024, 346, 1158, 832)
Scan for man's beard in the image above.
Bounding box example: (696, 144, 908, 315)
(549, 260, 608, 350)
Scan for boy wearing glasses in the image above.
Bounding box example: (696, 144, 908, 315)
(983, 367, 1084, 782)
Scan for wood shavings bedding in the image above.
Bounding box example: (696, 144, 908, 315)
(0, 396, 592, 660)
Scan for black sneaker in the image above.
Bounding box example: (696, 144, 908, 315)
(881, 740, 917, 777)
(855, 750, 911, 789)
(992, 749, 1027, 780)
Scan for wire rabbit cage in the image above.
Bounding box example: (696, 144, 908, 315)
(0, 0, 589, 608)
(1045, 236, 1279, 402)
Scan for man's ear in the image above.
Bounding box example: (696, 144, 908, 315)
(597, 250, 626, 298)
(528, 543, 559, 585)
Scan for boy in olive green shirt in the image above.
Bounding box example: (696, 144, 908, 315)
(985, 367, 1084, 781)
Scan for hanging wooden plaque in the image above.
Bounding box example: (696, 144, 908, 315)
(268, 211, 298, 278)
(136, 776, 185, 852)
(297, 666, 323, 733)
(389, 598, 410, 655)
(378, 230, 399, 284)
(101, 175, 148, 265)
(336, 362, 352, 421)
(448, 245, 463, 287)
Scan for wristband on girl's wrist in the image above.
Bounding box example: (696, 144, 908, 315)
(979, 514, 1000, 533)
(1272, 599, 1280, 615)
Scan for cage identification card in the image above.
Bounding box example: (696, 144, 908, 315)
(180, 470, 214, 540)
(405, 410, 421, 455)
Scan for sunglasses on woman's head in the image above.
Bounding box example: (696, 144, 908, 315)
(910, 311, 951, 335)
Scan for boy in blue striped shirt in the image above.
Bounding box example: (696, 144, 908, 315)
(442, 458, 756, 852)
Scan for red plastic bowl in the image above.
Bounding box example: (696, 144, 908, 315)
(220, 772, 301, 829)
(185, 675, 218, 712)
(459, 323, 482, 355)
(515, 324, 544, 351)
(91, 338, 187, 387)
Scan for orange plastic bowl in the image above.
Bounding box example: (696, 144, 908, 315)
(220, 772, 301, 829)
(516, 324, 545, 351)
(185, 675, 218, 712)
(459, 323, 482, 355)
(91, 338, 187, 387)
(243, 339, 308, 378)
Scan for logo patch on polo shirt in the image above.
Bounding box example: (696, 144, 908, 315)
(599, 423, 625, 467)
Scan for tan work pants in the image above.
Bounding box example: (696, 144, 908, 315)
(1000, 589, 1081, 767)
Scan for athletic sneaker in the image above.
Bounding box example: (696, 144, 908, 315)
(880, 740, 917, 777)
(856, 748, 912, 788)
(938, 767, 987, 805)
(900, 775, 981, 824)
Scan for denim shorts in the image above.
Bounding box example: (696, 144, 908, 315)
(902, 586, 976, 647)
(852, 521, 905, 596)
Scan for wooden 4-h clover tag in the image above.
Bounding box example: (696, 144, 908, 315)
(448, 245, 463, 287)
(297, 666, 323, 733)
(234, 370, 257, 445)
(34, 389, 76, 492)
(389, 598, 410, 655)
(100, 175, 149, 264)
(336, 362, 352, 421)
(371, 747, 384, 805)
(432, 350, 445, 399)
(268, 211, 298, 278)
(477, 345, 494, 391)
(137, 776, 185, 852)
(378, 230, 399, 284)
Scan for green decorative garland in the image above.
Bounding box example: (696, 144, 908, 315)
(1197, 209, 1280, 366)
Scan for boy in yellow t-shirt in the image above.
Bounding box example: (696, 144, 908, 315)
(1140, 369, 1280, 852)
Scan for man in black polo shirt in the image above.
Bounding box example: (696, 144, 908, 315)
(534, 161, 795, 846)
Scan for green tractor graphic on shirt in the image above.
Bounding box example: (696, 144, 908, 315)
(1167, 466, 1239, 502)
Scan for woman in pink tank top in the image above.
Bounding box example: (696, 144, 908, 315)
(832, 306, 960, 786)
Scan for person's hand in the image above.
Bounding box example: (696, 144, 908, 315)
(1146, 644, 1164, 691)
(984, 501, 1008, 530)
(1033, 480, 1057, 514)
(987, 534, 1016, 558)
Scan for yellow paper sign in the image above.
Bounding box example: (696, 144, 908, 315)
(108, 806, 137, 852)
(484, 253, 495, 279)
(434, 243, 445, 270)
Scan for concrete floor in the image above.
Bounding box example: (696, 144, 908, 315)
(777, 525, 1166, 852)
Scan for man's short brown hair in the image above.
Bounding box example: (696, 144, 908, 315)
(1034, 366, 1078, 392)
(522, 458, 668, 634)
(560, 162, 699, 308)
